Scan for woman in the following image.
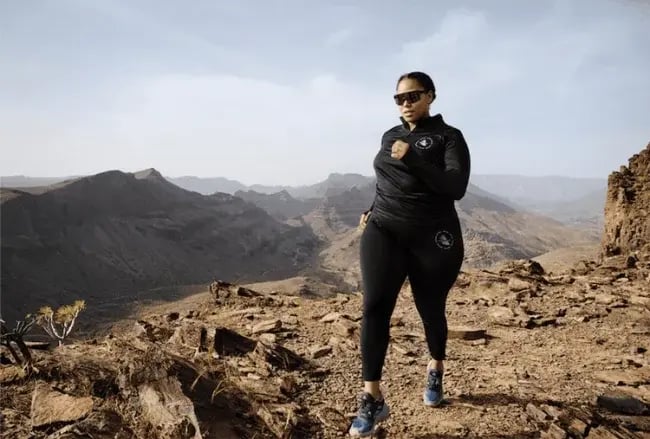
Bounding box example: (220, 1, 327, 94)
(349, 71, 471, 437)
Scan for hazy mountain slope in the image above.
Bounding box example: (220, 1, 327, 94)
(470, 174, 607, 203)
(468, 174, 607, 227)
(309, 183, 598, 290)
(234, 189, 320, 221)
(247, 173, 374, 199)
(1, 169, 320, 325)
(166, 176, 247, 195)
(0, 175, 80, 188)
(539, 189, 606, 224)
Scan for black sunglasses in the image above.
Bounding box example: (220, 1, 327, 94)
(393, 90, 427, 105)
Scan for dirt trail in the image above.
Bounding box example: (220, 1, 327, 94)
(3, 255, 649, 438)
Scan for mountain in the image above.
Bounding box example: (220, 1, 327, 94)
(537, 189, 606, 227)
(1, 172, 374, 200)
(288, 173, 375, 199)
(0, 175, 81, 188)
(292, 182, 597, 291)
(166, 176, 247, 195)
(458, 207, 598, 267)
(237, 178, 596, 265)
(245, 173, 375, 199)
(168, 173, 374, 199)
(468, 174, 608, 227)
(0, 175, 249, 196)
(233, 189, 320, 221)
(469, 174, 607, 203)
(1, 169, 321, 325)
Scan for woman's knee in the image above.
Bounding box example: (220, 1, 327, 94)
(362, 297, 395, 321)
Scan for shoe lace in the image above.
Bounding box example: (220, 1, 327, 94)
(427, 370, 442, 390)
(357, 394, 380, 420)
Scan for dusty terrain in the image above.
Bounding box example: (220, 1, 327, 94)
(2, 253, 649, 438)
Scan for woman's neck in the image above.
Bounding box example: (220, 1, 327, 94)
(408, 112, 431, 131)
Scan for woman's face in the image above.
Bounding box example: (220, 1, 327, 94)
(394, 78, 432, 123)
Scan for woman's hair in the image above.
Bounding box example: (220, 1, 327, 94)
(397, 71, 436, 99)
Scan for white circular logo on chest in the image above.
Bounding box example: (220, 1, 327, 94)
(415, 136, 434, 150)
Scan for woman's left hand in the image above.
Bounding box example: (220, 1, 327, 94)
(391, 139, 409, 159)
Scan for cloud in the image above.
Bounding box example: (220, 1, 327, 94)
(100, 73, 395, 184)
(1, 1, 647, 181)
(394, 5, 650, 177)
(398, 9, 520, 109)
(325, 28, 356, 47)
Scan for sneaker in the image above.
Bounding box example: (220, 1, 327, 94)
(349, 392, 390, 437)
(423, 368, 444, 407)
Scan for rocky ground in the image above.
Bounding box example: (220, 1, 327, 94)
(2, 252, 649, 438)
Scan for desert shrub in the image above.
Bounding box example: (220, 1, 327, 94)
(36, 300, 86, 346)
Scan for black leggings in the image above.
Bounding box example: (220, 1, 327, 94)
(359, 214, 464, 381)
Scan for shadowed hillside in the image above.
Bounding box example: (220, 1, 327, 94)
(1, 169, 321, 325)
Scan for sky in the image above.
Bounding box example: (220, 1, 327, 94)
(1, 0, 649, 186)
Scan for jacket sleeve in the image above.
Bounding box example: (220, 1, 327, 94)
(400, 129, 471, 200)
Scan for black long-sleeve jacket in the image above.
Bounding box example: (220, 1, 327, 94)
(367, 113, 471, 226)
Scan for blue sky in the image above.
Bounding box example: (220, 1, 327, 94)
(1, 0, 649, 185)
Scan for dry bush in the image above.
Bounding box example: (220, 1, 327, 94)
(36, 300, 86, 346)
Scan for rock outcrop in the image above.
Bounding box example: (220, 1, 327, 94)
(602, 142, 650, 259)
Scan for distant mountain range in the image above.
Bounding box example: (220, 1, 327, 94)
(1, 173, 607, 226)
(468, 174, 606, 203)
(1, 169, 320, 325)
(297, 181, 597, 284)
(1, 168, 603, 325)
(468, 174, 606, 228)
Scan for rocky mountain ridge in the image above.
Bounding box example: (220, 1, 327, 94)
(1, 169, 321, 326)
(234, 189, 320, 221)
(3, 173, 608, 227)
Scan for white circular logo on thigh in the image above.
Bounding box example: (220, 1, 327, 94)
(434, 230, 454, 249)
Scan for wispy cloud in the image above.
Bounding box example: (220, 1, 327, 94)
(1, 0, 648, 181)
(73, 73, 393, 184)
(325, 28, 356, 47)
(395, 4, 649, 177)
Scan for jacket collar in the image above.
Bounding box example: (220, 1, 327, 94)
(400, 113, 444, 129)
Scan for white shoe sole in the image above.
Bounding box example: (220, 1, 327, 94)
(348, 405, 390, 437)
(423, 392, 444, 407)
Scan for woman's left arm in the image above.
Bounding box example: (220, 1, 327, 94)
(400, 129, 471, 200)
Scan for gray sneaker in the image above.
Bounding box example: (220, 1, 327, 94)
(423, 369, 444, 406)
(349, 392, 390, 437)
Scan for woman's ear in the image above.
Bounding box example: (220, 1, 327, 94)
(428, 91, 435, 104)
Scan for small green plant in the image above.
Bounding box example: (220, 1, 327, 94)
(36, 300, 86, 346)
(0, 315, 36, 369)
